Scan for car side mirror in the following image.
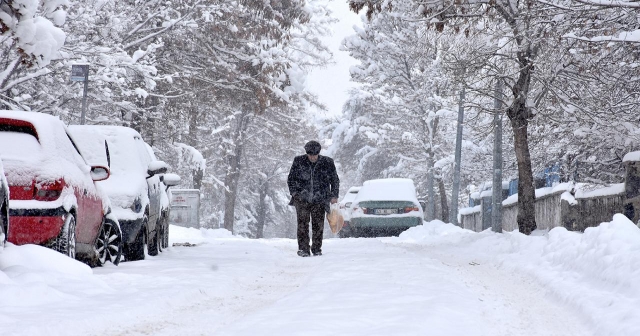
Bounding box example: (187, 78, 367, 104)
(147, 160, 168, 177)
(90, 166, 110, 181)
(161, 173, 181, 187)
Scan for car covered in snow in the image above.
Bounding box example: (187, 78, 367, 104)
(144, 142, 180, 250)
(0, 158, 8, 247)
(338, 186, 360, 226)
(68, 125, 179, 261)
(0, 111, 122, 266)
(340, 178, 423, 238)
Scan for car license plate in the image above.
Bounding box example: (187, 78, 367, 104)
(375, 208, 397, 215)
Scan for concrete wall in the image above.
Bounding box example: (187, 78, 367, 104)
(460, 191, 624, 233)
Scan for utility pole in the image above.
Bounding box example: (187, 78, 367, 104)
(450, 87, 465, 225)
(491, 79, 503, 233)
(70, 64, 89, 124)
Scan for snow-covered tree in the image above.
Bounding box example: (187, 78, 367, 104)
(349, 0, 640, 234)
(0, 0, 68, 109)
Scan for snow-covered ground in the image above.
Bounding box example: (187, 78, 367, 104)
(1, 215, 639, 336)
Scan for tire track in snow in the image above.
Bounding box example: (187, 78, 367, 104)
(98, 241, 319, 336)
(388, 242, 594, 336)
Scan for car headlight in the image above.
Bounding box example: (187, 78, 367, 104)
(129, 197, 142, 213)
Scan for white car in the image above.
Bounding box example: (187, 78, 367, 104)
(68, 125, 178, 261)
(341, 178, 423, 238)
(338, 186, 360, 225)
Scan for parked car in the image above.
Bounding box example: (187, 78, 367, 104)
(338, 186, 360, 227)
(340, 178, 423, 238)
(0, 158, 9, 248)
(0, 110, 122, 266)
(144, 142, 180, 250)
(68, 125, 179, 261)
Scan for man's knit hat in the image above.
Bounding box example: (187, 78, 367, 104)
(304, 140, 321, 155)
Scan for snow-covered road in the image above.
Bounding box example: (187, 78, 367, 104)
(2, 217, 639, 336)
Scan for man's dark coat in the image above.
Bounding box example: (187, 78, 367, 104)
(287, 155, 340, 212)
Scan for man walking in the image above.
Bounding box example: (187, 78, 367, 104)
(287, 140, 339, 257)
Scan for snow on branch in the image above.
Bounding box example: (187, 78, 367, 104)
(564, 30, 640, 43)
(175, 142, 206, 172)
(573, 0, 640, 7)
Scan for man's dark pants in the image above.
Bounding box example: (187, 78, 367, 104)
(295, 201, 325, 254)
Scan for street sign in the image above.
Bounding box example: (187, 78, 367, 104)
(70, 64, 89, 82)
(71, 64, 90, 124)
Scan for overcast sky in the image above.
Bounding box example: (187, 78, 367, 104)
(306, 0, 362, 118)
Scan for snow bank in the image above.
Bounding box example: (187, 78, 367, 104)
(0, 243, 91, 276)
(399, 220, 473, 244)
(0, 244, 109, 311)
(399, 216, 640, 335)
(169, 225, 235, 245)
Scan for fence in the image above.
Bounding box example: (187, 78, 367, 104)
(461, 184, 625, 233)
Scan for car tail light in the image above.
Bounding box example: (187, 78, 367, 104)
(34, 180, 65, 201)
(404, 206, 419, 213)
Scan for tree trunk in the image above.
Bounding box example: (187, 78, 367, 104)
(255, 179, 268, 239)
(425, 153, 435, 221)
(223, 149, 241, 233)
(506, 49, 538, 235)
(187, 102, 203, 190)
(510, 113, 536, 234)
(223, 111, 250, 234)
(193, 168, 203, 190)
(438, 178, 449, 222)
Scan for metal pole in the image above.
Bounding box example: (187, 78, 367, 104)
(80, 67, 89, 125)
(491, 79, 503, 233)
(450, 87, 465, 225)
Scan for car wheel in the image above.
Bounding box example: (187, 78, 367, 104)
(147, 221, 159, 256)
(124, 217, 147, 261)
(95, 217, 123, 266)
(51, 213, 77, 259)
(156, 222, 163, 253)
(162, 216, 169, 249)
(338, 229, 349, 238)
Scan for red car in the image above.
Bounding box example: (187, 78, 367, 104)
(0, 110, 122, 266)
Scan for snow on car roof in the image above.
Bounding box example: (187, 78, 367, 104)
(355, 178, 419, 203)
(0, 110, 94, 189)
(340, 187, 360, 204)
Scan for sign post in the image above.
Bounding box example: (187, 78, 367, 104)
(70, 64, 89, 125)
